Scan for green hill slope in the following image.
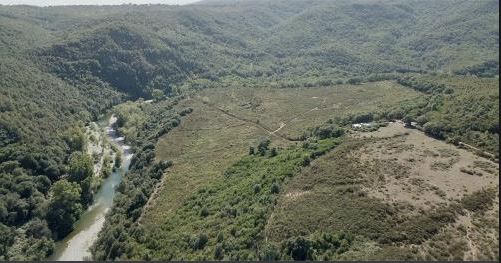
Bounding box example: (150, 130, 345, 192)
(0, 0, 498, 260)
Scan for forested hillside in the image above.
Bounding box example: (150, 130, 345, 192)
(0, 0, 498, 260)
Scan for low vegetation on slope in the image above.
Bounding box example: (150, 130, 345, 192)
(397, 75, 499, 156)
(98, 129, 343, 260)
(266, 133, 498, 260)
(0, 0, 498, 260)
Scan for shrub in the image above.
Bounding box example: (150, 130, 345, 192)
(347, 78, 362, 85)
(214, 243, 224, 260)
(423, 122, 445, 139)
(254, 184, 261, 194)
(191, 233, 208, 250)
(283, 236, 314, 260)
(461, 188, 496, 213)
(270, 183, 280, 194)
(217, 232, 224, 243)
(301, 156, 311, 166)
(259, 243, 280, 260)
(270, 148, 278, 157)
(257, 138, 271, 156)
(200, 207, 209, 217)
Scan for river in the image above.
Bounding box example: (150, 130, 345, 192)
(48, 115, 132, 261)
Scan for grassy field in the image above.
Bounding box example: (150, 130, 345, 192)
(195, 81, 421, 139)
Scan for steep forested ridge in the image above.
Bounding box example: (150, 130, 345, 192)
(0, 0, 498, 260)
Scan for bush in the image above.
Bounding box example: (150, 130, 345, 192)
(257, 138, 271, 156)
(214, 243, 224, 260)
(461, 188, 496, 213)
(270, 183, 280, 194)
(423, 122, 446, 139)
(347, 78, 362, 85)
(283, 236, 314, 260)
(270, 148, 278, 157)
(301, 156, 311, 166)
(191, 233, 208, 250)
(259, 243, 280, 260)
(254, 184, 261, 194)
(200, 207, 209, 217)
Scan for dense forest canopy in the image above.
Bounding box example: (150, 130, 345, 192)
(0, 0, 498, 260)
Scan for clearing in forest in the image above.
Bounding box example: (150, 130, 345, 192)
(141, 81, 419, 226)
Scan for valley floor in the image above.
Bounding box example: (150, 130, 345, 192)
(128, 81, 498, 260)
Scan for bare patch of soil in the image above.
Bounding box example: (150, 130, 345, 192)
(353, 122, 498, 209)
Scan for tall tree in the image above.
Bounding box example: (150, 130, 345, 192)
(45, 180, 82, 239)
(68, 152, 93, 183)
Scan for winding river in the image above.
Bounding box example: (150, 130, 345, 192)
(49, 115, 132, 261)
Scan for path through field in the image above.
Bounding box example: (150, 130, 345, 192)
(139, 95, 329, 223)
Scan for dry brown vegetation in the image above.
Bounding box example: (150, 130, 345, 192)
(265, 122, 498, 260)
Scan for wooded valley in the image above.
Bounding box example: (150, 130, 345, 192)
(0, 0, 498, 260)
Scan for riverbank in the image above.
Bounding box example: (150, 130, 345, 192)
(49, 115, 133, 261)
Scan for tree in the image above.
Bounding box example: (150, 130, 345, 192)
(257, 138, 271, 156)
(191, 233, 208, 250)
(214, 243, 224, 260)
(271, 183, 280, 194)
(314, 127, 333, 139)
(259, 243, 280, 260)
(0, 223, 14, 258)
(284, 236, 314, 260)
(46, 180, 83, 239)
(270, 148, 278, 157)
(25, 219, 51, 239)
(80, 176, 94, 206)
(114, 151, 122, 168)
(423, 122, 445, 139)
(402, 115, 413, 127)
(151, 89, 164, 101)
(63, 127, 86, 152)
(68, 151, 93, 183)
(415, 115, 428, 126)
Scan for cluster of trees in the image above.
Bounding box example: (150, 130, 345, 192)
(454, 60, 499, 78)
(39, 25, 201, 99)
(99, 134, 341, 260)
(91, 98, 189, 260)
(255, 232, 354, 261)
(397, 76, 452, 94)
(279, 232, 354, 260)
(310, 124, 345, 140)
(248, 138, 277, 157)
(0, 19, 125, 258)
(395, 75, 499, 156)
(324, 74, 499, 157)
(0, 139, 97, 259)
(0, 90, 103, 258)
